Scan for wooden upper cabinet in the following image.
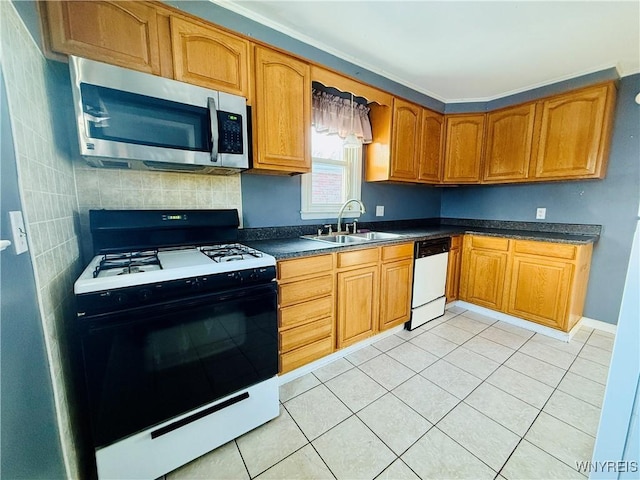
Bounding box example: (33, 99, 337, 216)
(483, 103, 537, 182)
(43, 1, 161, 74)
(389, 99, 421, 180)
(531, 82, 616, 180)
(443, 114, 485, 183)
(169, 17, 250, 97)
(252, 47, 311, 173)
(419, 109, 445, 183)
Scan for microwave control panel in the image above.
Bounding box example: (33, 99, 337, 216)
(218, 111, 244, 155)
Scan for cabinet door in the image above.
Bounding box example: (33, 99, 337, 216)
(446, 240, 462, 302)
(506, 255, 573, 330)
(170, 17, 249, 97)
(337, 266, 379, 348)
(379, 258, 413, 330)
(45, 1, 160, 74)
(443, 114, 485, 183)
(418, 109, 444, 183)
(390, 99, 421, 180)
(484, 103, 537, 182)
(253, 47, 311, 173)
(532, 83, 615, 180)
(459, 237, 509, 310)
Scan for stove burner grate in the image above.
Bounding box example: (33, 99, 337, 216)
(199, 244, 263, 263)
(93, 250, 160, 278)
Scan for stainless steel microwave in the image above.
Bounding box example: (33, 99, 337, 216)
(69, 56, 249, 175)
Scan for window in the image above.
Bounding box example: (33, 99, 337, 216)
(302, 86, 372, 221)
(300, 129, 362, 220)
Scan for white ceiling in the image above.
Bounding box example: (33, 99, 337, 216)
(213, 1, 640, 103)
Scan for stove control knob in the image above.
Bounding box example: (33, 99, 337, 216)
(249, 270, 260, 281)
(115, 293, 128, 304)
(138, 289, 152, 301)
(227, 272, 242, 282)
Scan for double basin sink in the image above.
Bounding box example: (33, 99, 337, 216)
(304, 231, 405, 245)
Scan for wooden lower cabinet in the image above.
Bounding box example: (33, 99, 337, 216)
(336, 248, 380, 349)
(446, 235, 462, 302)
(337, 264, 379, 348)
(277, 242, 415, 372)
(505, 240, 593, 331)
(379, 243, 414, 330)
(460, 236, 593, 332)
(277, 254, 334, 374)
(459, 235, 509, 310)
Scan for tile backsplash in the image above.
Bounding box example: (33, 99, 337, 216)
(74, 162, 243, 260)
(1, 2, 81, 477)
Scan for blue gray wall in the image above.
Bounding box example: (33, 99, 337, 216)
(442, 74, 640, 324)
(240, 174, 442, 227)
(0, 69, 66, 479)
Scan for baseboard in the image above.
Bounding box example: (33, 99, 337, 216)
(278, 324, 405, 386)
(453, 301, 617, 340)
(580, 316, 617, 334)
(455, 301, 578, 342)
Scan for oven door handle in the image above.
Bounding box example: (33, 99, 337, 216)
(208, 96, 219, 163)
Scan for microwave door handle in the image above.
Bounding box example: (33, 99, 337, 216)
(208, 97, 219, 163)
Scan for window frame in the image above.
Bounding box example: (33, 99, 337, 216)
(300, 131, 363, 221)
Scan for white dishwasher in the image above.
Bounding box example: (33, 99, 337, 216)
(407, 238, 450, 330)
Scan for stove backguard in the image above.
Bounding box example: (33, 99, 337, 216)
(89, 209, 240, 255)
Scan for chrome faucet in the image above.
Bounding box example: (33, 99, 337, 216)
(337, 199, 366, 233)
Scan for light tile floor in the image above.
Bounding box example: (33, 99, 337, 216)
(166, 306, 614, 480)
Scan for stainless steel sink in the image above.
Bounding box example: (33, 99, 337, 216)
(303, 231, 405, 245)
(350, 231, 404, 241)
(307, 234, 370, 244)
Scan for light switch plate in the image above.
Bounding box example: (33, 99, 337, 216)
(9, 210, 28, 255)
(376, 205, 384, 217)
(536, 207, 547, 220)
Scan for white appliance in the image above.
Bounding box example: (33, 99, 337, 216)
(74, 209, 279, 479)
(407, 238, 450, 330)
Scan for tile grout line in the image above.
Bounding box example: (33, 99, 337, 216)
(494, 330, 596, 479)
(274, 310, 608, 480)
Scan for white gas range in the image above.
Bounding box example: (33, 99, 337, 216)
(75, 243, 276, 294)
(73, 210, 279, 480)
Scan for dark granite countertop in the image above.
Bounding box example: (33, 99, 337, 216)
(244, 221, 599, 260)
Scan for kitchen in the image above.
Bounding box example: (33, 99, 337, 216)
(1, 1, 638, 479)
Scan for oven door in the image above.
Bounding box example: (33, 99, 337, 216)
(80, 282, 277, 449)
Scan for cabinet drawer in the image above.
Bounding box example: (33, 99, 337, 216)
(279, 316, 333, 352)
(381, 243, 414, 262)
(514, 240, 577, 260)
(279, 296, 333, 329)
(278, 254, 333, 281)
(279, 274, 333, 306)
(280, 336, 334, 373)
(450, 235, 463, 249)
(469, 235, 510, 251)
(337, 248, 379, 268)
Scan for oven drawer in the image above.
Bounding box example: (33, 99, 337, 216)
(280, 336, 334, 373)
(278, 274, 333, 306)
(279, 316, 333, 352)
(279, 295, 333, 329)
